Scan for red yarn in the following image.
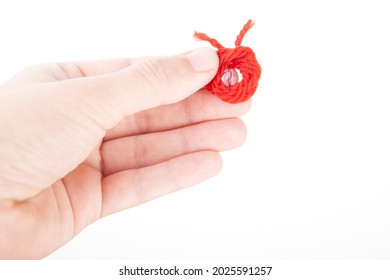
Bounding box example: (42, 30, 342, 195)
(194, 20, 262, 104)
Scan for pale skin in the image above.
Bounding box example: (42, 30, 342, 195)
(0, 48, 250, 259)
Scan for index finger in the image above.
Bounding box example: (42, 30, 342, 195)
(3, 57, 148, 86)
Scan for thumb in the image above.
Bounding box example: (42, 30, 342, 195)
(56, 47, 219, 129)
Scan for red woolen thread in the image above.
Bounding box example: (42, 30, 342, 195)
(194, 20, 262, 104)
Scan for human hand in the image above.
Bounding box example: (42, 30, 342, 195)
(0, 48, 250, 259)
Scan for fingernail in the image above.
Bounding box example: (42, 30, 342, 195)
(186, 48, 218, 72)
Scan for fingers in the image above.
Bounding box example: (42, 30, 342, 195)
(104, 89, 251, 141)
(49, 48, 219, 131)
(0, 48, 219, 199)
(101, 118, 246, 176)
(101, 151, 222, 217)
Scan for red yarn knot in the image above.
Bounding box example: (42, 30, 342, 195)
(194, 20, 262, 104)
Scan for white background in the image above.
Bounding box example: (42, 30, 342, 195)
(0, 0, 389, 259)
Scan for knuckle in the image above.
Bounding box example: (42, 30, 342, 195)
(136, 58, 173, 99)
(181, 98, 194, 123)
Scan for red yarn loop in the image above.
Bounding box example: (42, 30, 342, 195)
(194, 20, 262, 104)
